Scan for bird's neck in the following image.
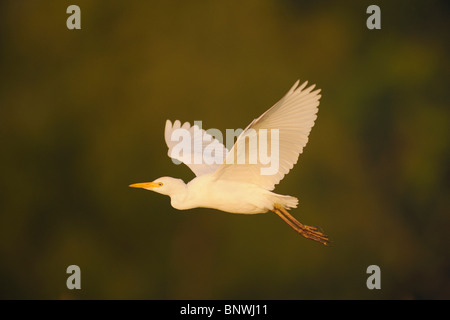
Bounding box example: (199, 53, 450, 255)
(167, 179, 189, 210)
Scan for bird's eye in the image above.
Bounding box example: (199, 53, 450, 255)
(158, 182, 163, 187)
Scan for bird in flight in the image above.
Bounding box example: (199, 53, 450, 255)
(130, 80, 329, 245)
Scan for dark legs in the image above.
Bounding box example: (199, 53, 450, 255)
(272, 203, 330, 246)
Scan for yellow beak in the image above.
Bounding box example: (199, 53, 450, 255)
(129, 182, 160, 189)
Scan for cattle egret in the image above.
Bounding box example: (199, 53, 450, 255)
(130, 80, 329, 245)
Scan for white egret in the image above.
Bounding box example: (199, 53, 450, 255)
(130, 80, 329, 245)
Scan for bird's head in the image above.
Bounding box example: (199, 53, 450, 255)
(129, 176, 185, 196)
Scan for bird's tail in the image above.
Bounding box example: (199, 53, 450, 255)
(274, 195, 298, 210)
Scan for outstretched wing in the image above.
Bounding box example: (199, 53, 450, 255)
(165, 120, 228, 176)
(212, 80, 321, 190)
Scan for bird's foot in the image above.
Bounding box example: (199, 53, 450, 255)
(297, 224, 330, 246)
(273, 203, 330, 246)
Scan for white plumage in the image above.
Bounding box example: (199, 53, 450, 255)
(130, 80, 329, 245)
(164, 119, 228, 176)
(214, 80, 320, 191)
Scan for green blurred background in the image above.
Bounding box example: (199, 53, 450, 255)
(0, 0, 449, 299)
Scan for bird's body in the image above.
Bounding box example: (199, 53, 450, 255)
(130, 80, 330, 245)
(160, 174, 297, 214)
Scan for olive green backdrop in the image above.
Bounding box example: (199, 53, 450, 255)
(0, 0, 448, 299)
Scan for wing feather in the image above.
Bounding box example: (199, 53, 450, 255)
(212, 80, 321, 190)
(165, 120, 228, 176)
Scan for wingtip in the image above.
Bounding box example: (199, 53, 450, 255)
(173, 120, 181, 128)
(182, 121, 191, 129)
